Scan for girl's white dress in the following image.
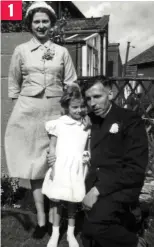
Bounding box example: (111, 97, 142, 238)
(42, 115, 90, 203)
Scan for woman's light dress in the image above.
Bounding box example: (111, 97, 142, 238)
(5, 38, 77, 179)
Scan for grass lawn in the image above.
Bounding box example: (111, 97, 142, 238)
(1, 187, 154, 247)
(1, 189, 84, 247)
(1, 208, 84, 247)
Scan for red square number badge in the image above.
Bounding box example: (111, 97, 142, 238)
(1, 0, 22, 20)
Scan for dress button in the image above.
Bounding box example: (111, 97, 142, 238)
(96, 167, 100, 171)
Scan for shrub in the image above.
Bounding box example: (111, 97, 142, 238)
(1, 174, 24, 207)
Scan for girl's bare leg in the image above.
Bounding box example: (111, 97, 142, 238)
(47, 204, 61, 247)
(49, 206, 54, 224)
(67, 203, 79, 247)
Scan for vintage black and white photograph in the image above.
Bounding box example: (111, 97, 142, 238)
(1, 1, 154, 247)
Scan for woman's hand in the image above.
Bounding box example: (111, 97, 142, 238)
(46, 148, 56, 168)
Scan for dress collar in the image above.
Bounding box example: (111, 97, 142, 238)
(59, 115, 83, 126)
(28, 37, 53, 51)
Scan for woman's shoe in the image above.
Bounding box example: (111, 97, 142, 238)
(32, 225, 47, 239)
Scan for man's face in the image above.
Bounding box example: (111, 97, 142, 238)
(85, 82, 113, 118)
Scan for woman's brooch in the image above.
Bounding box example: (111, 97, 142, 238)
(42, 47, 55, 60)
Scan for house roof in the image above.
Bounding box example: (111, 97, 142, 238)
(64, 33, 99, 44)
(128, 45, 154, 65)
(64, 15, 109, 32)
(65, 33, 90, 43)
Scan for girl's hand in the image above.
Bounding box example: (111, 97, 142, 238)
(82, 151, 91, 166)
(46, 148, 56, 168)
(50, 167, 55, 180)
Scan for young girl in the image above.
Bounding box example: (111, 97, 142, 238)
(42, 83, 90, 247)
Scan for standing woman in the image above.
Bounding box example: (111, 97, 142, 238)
(5, 1, 77, 239)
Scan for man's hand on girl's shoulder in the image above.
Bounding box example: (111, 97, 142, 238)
(82, 115, 92, 130)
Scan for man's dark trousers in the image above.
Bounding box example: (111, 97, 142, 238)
(82, 213, 138, 247)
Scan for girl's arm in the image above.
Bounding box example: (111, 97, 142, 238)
(48, 135, 57, 167)
(49, 135, 57, 180)
(63, 47, 77, 85)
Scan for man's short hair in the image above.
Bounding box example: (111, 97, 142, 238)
(80, 76, 112, 96)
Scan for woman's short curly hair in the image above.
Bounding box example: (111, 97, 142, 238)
(60, 83, 83, 110)
(25, 7, 57, 32)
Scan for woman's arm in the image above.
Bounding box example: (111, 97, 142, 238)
(63, 48, 77, 85)
(8, 46, 22, 100)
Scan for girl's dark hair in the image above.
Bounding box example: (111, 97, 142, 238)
(25, 7, 57, 32)
(60, 83, 83, 110)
